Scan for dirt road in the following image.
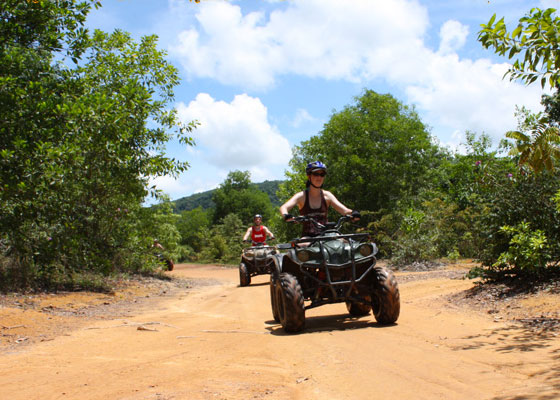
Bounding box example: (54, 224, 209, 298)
(1, 264, 559, 400)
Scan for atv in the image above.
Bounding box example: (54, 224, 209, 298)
(270, 215, 400, 332)
(155, 252, 174, 271)
(239, 240, 279, 287)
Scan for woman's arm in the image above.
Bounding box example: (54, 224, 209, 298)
(279, 191, 304, 217)
(324, 190, 352, 215)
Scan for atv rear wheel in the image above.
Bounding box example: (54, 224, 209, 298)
(371, 266, 400, 324)
(239, 263, 251, 287)
(270, 275, 280, 322)
(276, 273, 305, 333)
(346, 296, 372, 316)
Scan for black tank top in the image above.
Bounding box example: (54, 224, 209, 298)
(299, 189, 328, 236)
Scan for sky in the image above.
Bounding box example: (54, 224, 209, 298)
(85, 0, 560, 203)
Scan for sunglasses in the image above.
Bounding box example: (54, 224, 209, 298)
(311, 171, 326, 177)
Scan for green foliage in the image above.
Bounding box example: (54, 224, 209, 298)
(0, 1, 195, 290)
(256, 180, 283, 206)
(142, 199, 183, 263)
(505, 108, 560, 174)
(479, 8, 560, 88)
(475, 169, 560, 269)
(492, 222, 551, 277)
(387, 208, 438, 266)
(176, 207, 210, 253)
(173, 190, 216, 212)
(541, 90, 560, 124)
(0, 0, 96, 59)
(373, 197, 477, 267)
(198, 213, 245, 264)
(554, 189, 560, 212)
(212, 171, 274, 225)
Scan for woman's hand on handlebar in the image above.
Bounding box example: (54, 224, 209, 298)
(283, 213, 295, 222)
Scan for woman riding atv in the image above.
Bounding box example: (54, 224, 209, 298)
(279, 161, 360, 234)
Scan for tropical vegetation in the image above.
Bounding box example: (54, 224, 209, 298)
(1, 2, 559, 292)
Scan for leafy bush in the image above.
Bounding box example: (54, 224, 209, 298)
(491, 222, 551, 277)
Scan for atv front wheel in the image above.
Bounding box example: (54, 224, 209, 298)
(275, 273, 305, 333)
(239, 263, 251, 287)
(371, 266, 400, 324)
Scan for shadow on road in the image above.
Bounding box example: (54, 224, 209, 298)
(237, 282, 269, 288)
(449, 323, 560, 400)
(265, 312, 396, 335)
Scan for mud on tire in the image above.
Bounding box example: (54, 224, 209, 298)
(371, 266, 400, 324)
(275, 273, 305, 332)
(239, 263, 251, 287)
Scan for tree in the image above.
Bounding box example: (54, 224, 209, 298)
(285, 90, 444, 214)
(478, 8, 560, 89)
(212, 171, 274, 225)
(477, 8, 560, 277)
(0, 1, 195, 289)
(506, 118, 560, 174)
(177, 207, 210, 253)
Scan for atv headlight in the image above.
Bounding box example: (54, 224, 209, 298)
(358, 243, 373, 257)
(297, 249, 311, 262)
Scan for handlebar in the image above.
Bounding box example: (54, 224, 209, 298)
(243, 238, 276, 246)
(286, 214, 353, 232)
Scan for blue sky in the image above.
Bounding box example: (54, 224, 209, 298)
(86, 0, 558, 203)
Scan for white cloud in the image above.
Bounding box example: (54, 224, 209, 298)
(438, 20, 468, 55)
(292, 108, 316, 128)
(406, 53, 544, 146)
(149, 175, 191, 197)
(176, 92, 292, 170)
(170, 0, 429, 89)
(169, 0, 543, 145)
(541, 0, 560, 9)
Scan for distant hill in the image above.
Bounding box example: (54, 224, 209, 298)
(172, 180, 284, 213)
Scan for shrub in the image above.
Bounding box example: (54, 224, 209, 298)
(491, 222, 551, 277)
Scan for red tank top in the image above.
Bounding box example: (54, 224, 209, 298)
(251, 225, 266, 244)
(299, 189, 328, 237)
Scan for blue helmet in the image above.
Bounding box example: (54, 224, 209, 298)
(305, 161, 327, 175)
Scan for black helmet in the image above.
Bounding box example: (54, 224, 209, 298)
(305, 161, 327, 175)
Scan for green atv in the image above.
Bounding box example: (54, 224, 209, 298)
(270, 215, 400, 333)
(239, 240, 279, 287)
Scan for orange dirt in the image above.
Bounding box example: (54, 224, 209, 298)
(1, 263, 559, 399)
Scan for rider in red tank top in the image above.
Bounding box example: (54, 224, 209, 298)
(242, 214, 275, 245)
(251, 225, 267, 244)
